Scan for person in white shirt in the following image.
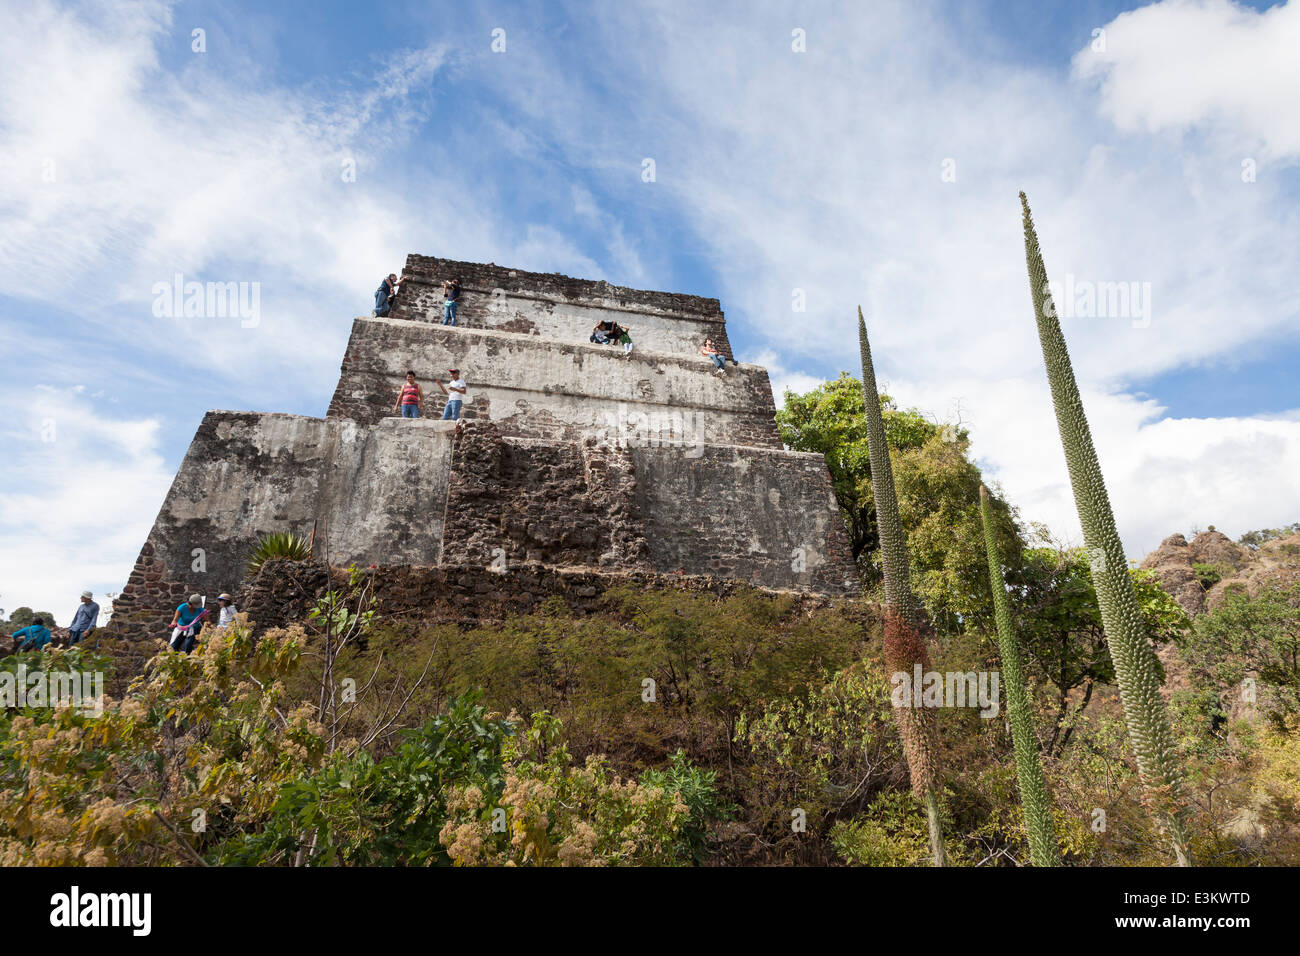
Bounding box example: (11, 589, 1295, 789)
(216, 593, 238, 629)
(436, 368, 468, 421)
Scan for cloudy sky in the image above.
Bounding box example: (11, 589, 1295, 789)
(2, 0, 1298, 622)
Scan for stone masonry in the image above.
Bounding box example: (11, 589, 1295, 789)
(109, 256, 857, 640)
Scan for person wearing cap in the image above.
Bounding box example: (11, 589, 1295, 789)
(435, 369, 467, 421)
(442, 277, 461, 326)
(169, 594, 207, 653)
(215, 593, 238, 630)
(67, 591, 100, 645)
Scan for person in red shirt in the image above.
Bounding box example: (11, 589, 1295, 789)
(393, 371, 423, 418)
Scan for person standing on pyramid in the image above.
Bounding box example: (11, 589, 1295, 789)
(442, 277, 461, 326)
(435, 368, 467, 420)
(393, 370, 424, 418)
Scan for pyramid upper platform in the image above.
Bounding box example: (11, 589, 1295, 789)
(388, 255, 734, 360)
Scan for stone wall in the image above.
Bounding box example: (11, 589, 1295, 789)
(632, 442, 857, 593)
(110, 413, 457, 641)
(235, 558, 856, 635)
(388, 255, 733, 358)
(441, 422, 651, 571)
(325, 317, 781, 447)
(112, 254, 857, 643)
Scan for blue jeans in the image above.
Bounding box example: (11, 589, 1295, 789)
(181, 621, 203, 653)
(401, 404, 420, 418)
(443, 300, 458, 325)
(68, 628, 86, 646)
(442, 399, 462, 421)
(375, 289, 391, 317)
(709, 353, 725, 369)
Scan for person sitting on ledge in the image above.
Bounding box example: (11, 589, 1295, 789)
(393, 370, 423, 418)
(701, 338, 726, 373)
(590, 319, 615, 344)
(442, 277, 461, 326)
(169, 594, 207, 653)
(612, 322, 633, 356)
(68, 591, 99, 645)
(215, 593, 238, 630)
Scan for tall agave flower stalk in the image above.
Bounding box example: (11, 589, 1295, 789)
(1019, 192, 1191, 866)
(979, 484, 1060, 866)
(857, 308, 947, 866)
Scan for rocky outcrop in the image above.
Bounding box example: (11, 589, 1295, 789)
(1140, 529, 1300, 617)
(1139, 533, 1206, 616)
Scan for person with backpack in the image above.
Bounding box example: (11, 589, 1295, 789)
(393, 371, 424, 418)
(169, 594, 208, 653)
(10, 616, 54, 653)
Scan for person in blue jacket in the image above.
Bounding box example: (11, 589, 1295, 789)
(10, 619, 54, 652)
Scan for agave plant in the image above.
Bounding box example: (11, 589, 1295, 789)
(1020, 192, 1191, 866)
(247, 531, 313, 577)
(979, 484, 1060, 866)
(857, 307, 947, 866)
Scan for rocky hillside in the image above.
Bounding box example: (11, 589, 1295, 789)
(1139, 528, 1300, 617)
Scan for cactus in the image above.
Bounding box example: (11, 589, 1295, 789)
(857, 308, 947, 866)
(979, 484, 1060, 866)
(1019, 192, 1191, 866)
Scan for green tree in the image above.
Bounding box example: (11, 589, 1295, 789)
(1182, 582, 1300, 729)
(776, 372, 1024, 633)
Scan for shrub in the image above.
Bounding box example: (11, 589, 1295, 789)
(247, 532, 312, 576)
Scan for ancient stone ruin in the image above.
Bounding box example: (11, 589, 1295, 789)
(109, 256, 856, 639)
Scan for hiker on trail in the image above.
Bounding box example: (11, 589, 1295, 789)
(215, 593, 238, 630)
(11, 617, 54, 653)
(67, 591, 99, 645)
(590, 319, 615, 344)
(442, 278, 461, 326)
(374, 273, 408, 317)
(435, 368, 467, 421)
(393, 370, 424, 418)
(169, 594, 207, 653)
(701, 338, 726, 373)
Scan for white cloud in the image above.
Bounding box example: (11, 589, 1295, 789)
(467, 0, 1300, 556)
(1074, 0, 1300, 161)
(0, 385, 171, 625)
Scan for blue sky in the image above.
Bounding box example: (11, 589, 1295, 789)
(2, 0, 1298, 622)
